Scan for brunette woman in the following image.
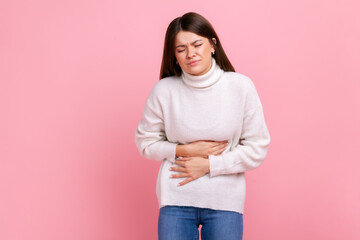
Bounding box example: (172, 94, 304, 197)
(135, 12, 270, 240)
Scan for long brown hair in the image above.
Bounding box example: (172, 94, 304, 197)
(160, 12, 235, 79)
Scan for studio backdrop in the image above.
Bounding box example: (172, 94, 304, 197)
(1, 0, 359, 239)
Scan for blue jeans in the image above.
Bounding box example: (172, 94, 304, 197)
(158, 206, 243, 240)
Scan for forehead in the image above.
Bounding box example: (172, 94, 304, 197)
(175, 31, 207, 44)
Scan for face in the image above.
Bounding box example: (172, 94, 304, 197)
(174, 31, 216, 76)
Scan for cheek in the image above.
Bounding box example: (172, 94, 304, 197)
(198, 46, 210, 56)
(175, 54, 186, 65)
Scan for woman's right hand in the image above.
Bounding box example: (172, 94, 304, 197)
(176, 140, 228, 158)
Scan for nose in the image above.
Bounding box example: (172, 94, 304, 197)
(186, 46, 196, 59)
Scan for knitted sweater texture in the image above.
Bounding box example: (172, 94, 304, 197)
(135, 58, 271, 213)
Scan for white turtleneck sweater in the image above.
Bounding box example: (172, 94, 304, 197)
(135, 58, 270, 213)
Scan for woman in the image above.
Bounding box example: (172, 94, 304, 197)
(135, 12, 270, 240)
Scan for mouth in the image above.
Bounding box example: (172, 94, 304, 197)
(187, 60, 200, 66)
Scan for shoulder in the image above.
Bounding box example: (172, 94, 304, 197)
(223, 72, 263, 108)
(222, 71, 255, 90)
(148, 75, 181, 99)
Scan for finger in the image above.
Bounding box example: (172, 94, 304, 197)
(174, 160, 186, 166)
(170, 173, 189, 178)
(180, 157, 191, 161)
(213, 146, 227, 156)
(170, 166, 187, 172)
(211, 142, 227, 153)
(211, 142, 226, 151)
(219, 145, 227, 153)
(178, 177, 194, 186)
(208, 141, 223, 147)
(211, 141, 227, 149)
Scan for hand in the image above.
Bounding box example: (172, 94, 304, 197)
(170, 157, 210, 186)
(177, 140, 227, 158)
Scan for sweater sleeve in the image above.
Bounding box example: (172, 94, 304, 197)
(208, 79, 271, 176)
(134, 84, 177, 163)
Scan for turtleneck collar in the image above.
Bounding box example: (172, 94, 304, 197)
(181, 58, 224, 89)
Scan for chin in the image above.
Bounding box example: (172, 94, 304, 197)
(187, 66, 206, 76)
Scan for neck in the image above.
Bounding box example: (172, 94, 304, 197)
(181, 58, 223, 88)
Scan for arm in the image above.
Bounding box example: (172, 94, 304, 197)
(135, 84, 228, 163)
(208, 80, 271, 177)
(171, 104, 270, 184)
(176, 141, 227, 158)
(172, 141, 227, 186)
(134, 86, 177, 163)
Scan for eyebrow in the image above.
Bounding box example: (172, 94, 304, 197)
(176, 40, 203, 48)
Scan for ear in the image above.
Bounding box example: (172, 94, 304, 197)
(211, 38, 217, 51)
(211, 38, 217, 45)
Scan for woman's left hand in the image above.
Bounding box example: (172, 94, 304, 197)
(170, 157, 210, 186)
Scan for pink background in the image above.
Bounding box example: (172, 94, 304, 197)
(1, 0, 359, 239)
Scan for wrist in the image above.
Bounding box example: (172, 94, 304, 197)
(204, 157, 210, 173)
(176, 144, 189, 157)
